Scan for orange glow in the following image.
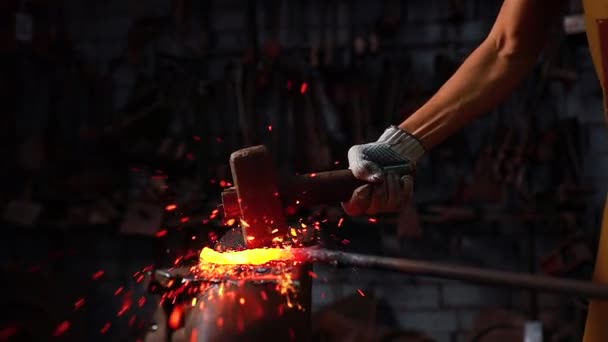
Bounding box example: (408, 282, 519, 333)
(199, 247, 294, 265)
(225, 218, 236, 226)
(190, 329, 199, 342)
(169, 305, 184, 330)
(290, 228, 297, 237)
(165, 204, 178, 211)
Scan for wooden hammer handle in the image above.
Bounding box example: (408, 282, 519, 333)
(280, 164, 410, 208)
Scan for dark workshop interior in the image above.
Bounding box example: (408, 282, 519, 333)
(1, 0, 608, 341)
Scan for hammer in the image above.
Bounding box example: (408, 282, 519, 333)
(221, 145, 411, 248)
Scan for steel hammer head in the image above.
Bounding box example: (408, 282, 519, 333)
(226, 145, 287, 248)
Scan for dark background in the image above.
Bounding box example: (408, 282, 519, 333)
(0, 0, 606, 341)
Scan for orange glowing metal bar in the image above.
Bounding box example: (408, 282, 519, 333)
(199, 247, 295, 265)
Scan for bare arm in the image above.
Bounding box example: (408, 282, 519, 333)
(400, 0, 565, 149)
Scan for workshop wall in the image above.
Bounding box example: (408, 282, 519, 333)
(2, 0, 607, 341)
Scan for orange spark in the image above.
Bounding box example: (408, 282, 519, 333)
(271, 228, 279, 234)
(169, 306, 184, 330)
(53, 321, 71, 337)
(338, 217, 344, 227)
(309, 173, 317, 177)
(239, 297, 246, 305)
(165, 204, 177, 211)
(225, 218, 236, 226)
(74, 298, 85, 310)
(100, 322, 111, 335)
(290, 228, 297, 237)
(368, 217, 377, 223)
(92, 270, 105, 280)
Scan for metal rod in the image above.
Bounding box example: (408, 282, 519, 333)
(294, 248, 608, 299)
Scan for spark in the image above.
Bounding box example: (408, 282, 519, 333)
(271, 228, 279, 234)
(240, 219, 250, 228)
(309, 173, 317, 177)
(155, 229, 168, 238)
(246, 236, 255, 241)
(368, 217, 377, 223)
(342, 239, 350, 245)
(338, 217, 344, 227)
(210, 209, 220, 219)
(53, 321, 71, 337)
(180, 217, 190, 223)
(165, 204, 177, 211)
(138, 297, 146, 307)
(74, 298, 85, 310)
(100, 322, 111, 335)
(216, 317, 224, 328)
(225, 218, 236, 226)
(300, 223, 307, 228)
(239, 297, 246, 305)
(92, 270, 105, 280)
(191, 329, 199, 342)
(268, 125, 273, 131)
(300, 82, 308, 94)
(357, 289, 365, 297)
(114, 287, 124, 296)
(169, 306, 184, 330)
(290, 228, 297, 237)
(308, 271, 318, 279)
(191, 297, 197, 307)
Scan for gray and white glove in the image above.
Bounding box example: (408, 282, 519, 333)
(342, 126, 425, 216)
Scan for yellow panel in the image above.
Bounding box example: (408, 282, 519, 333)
(582, 0, 608, 114)
(582, 194, 608, 342)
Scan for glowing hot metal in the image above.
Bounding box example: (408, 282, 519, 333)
(199, 247, 297, 265)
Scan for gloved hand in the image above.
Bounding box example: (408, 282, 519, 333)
(342, 126, 425, 216)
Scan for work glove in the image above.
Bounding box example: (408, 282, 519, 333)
(342, 126, 425, 216)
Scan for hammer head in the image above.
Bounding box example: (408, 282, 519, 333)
(227, 145, 287, 248)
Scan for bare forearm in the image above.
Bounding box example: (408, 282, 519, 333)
(399, 38, 538, 149)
